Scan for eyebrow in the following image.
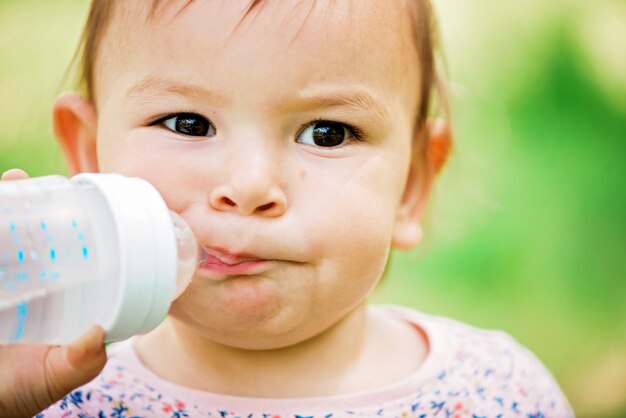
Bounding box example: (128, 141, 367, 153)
(125, 76, 229, 105)
(293, 88, 390, 124)
(125, 77, 389, 123)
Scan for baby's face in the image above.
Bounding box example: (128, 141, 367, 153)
(93, 1, 421, 348)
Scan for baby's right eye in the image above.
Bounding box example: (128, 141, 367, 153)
(154, 113, 216, 137)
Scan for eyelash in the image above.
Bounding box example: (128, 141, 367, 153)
(301, 118, 365, 142)
(148, 113, 366, 142)
(148, 111, 204, 128)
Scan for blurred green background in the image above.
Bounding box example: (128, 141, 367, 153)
(0, 0, 624, 416)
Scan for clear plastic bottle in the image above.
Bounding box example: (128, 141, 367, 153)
(0, 173, 198, 344)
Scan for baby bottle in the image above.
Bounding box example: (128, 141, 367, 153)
(0, 173, 198, 344)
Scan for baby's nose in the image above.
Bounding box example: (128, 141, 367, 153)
(209, 169, 287, 217)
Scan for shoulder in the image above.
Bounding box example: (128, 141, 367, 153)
(381, 304, 557, 382)
(376, 305, 574, 417)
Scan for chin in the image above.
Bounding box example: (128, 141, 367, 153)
(214, 333, 311, 351)
(169, 281, 317, 348)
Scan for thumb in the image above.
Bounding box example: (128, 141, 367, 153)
(44, 325, 107, 403)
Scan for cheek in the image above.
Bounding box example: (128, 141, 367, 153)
(97, 126, 169, 176)
(302, 154, 404, 288)
(96, 130, 209, 211)
(291, 157, 402, 335)
(303, 153, 404, 250)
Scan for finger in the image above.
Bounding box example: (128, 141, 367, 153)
(42, 326, 107, 406)
(1, 168, 29, 181)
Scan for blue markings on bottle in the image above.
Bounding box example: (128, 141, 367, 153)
(17, 250, 24, 264)
(9, 222, 16, 232)
(12, 301, 28, 342)
(72, 219, 77, 228)
(14, 271, 28, 281)
(82, 246, 89, 259)
(40, 221, 47, 230)
(49, 248, 56, 261)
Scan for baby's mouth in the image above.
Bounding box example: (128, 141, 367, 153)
(200, 246, 265, 265)
(195, 245, 273, 277)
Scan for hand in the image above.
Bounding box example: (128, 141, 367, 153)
(0, 169, 108, 418)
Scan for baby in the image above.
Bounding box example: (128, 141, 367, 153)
(22, 0, 573, 416)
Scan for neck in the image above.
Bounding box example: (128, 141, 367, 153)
(136, 304, 372, 397)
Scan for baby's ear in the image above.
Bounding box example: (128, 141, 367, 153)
(52, 93, 99, 175)
(392, 119, 452, 249)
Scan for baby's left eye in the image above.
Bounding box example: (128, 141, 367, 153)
(296, 120, 361, 148)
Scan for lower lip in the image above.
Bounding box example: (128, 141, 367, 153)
(200, 255, 269, 275)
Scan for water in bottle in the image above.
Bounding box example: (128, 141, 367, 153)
(0, 173, 200, 344)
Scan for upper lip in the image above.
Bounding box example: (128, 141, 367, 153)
(201, 246, 267, 266)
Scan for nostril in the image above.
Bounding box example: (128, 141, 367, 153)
(257, 202, 275, 212)
(223, 197, 236, 207)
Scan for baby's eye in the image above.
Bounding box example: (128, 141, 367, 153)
(157, 113, 216, 137)
(296, 120, 361, 148)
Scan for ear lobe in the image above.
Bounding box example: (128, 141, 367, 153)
(53, 93, 99, 175)
(391, 118, 452, 250)
(391, 214, 423, 249)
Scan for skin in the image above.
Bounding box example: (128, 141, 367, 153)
(52, 0, 451, 399)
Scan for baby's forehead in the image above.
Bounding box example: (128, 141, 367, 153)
(111, 0, 419, 44)
(107, 0, 416, 59)
(97, 0, 421, 116)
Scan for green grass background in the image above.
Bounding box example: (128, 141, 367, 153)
(1, 1, 625, 416)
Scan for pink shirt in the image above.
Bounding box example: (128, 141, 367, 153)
(36, 305, 573, 417)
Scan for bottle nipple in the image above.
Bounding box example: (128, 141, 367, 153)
(169, 211, 200, 301)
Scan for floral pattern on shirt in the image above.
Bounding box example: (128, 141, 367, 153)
(36, 307, 573, 418)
